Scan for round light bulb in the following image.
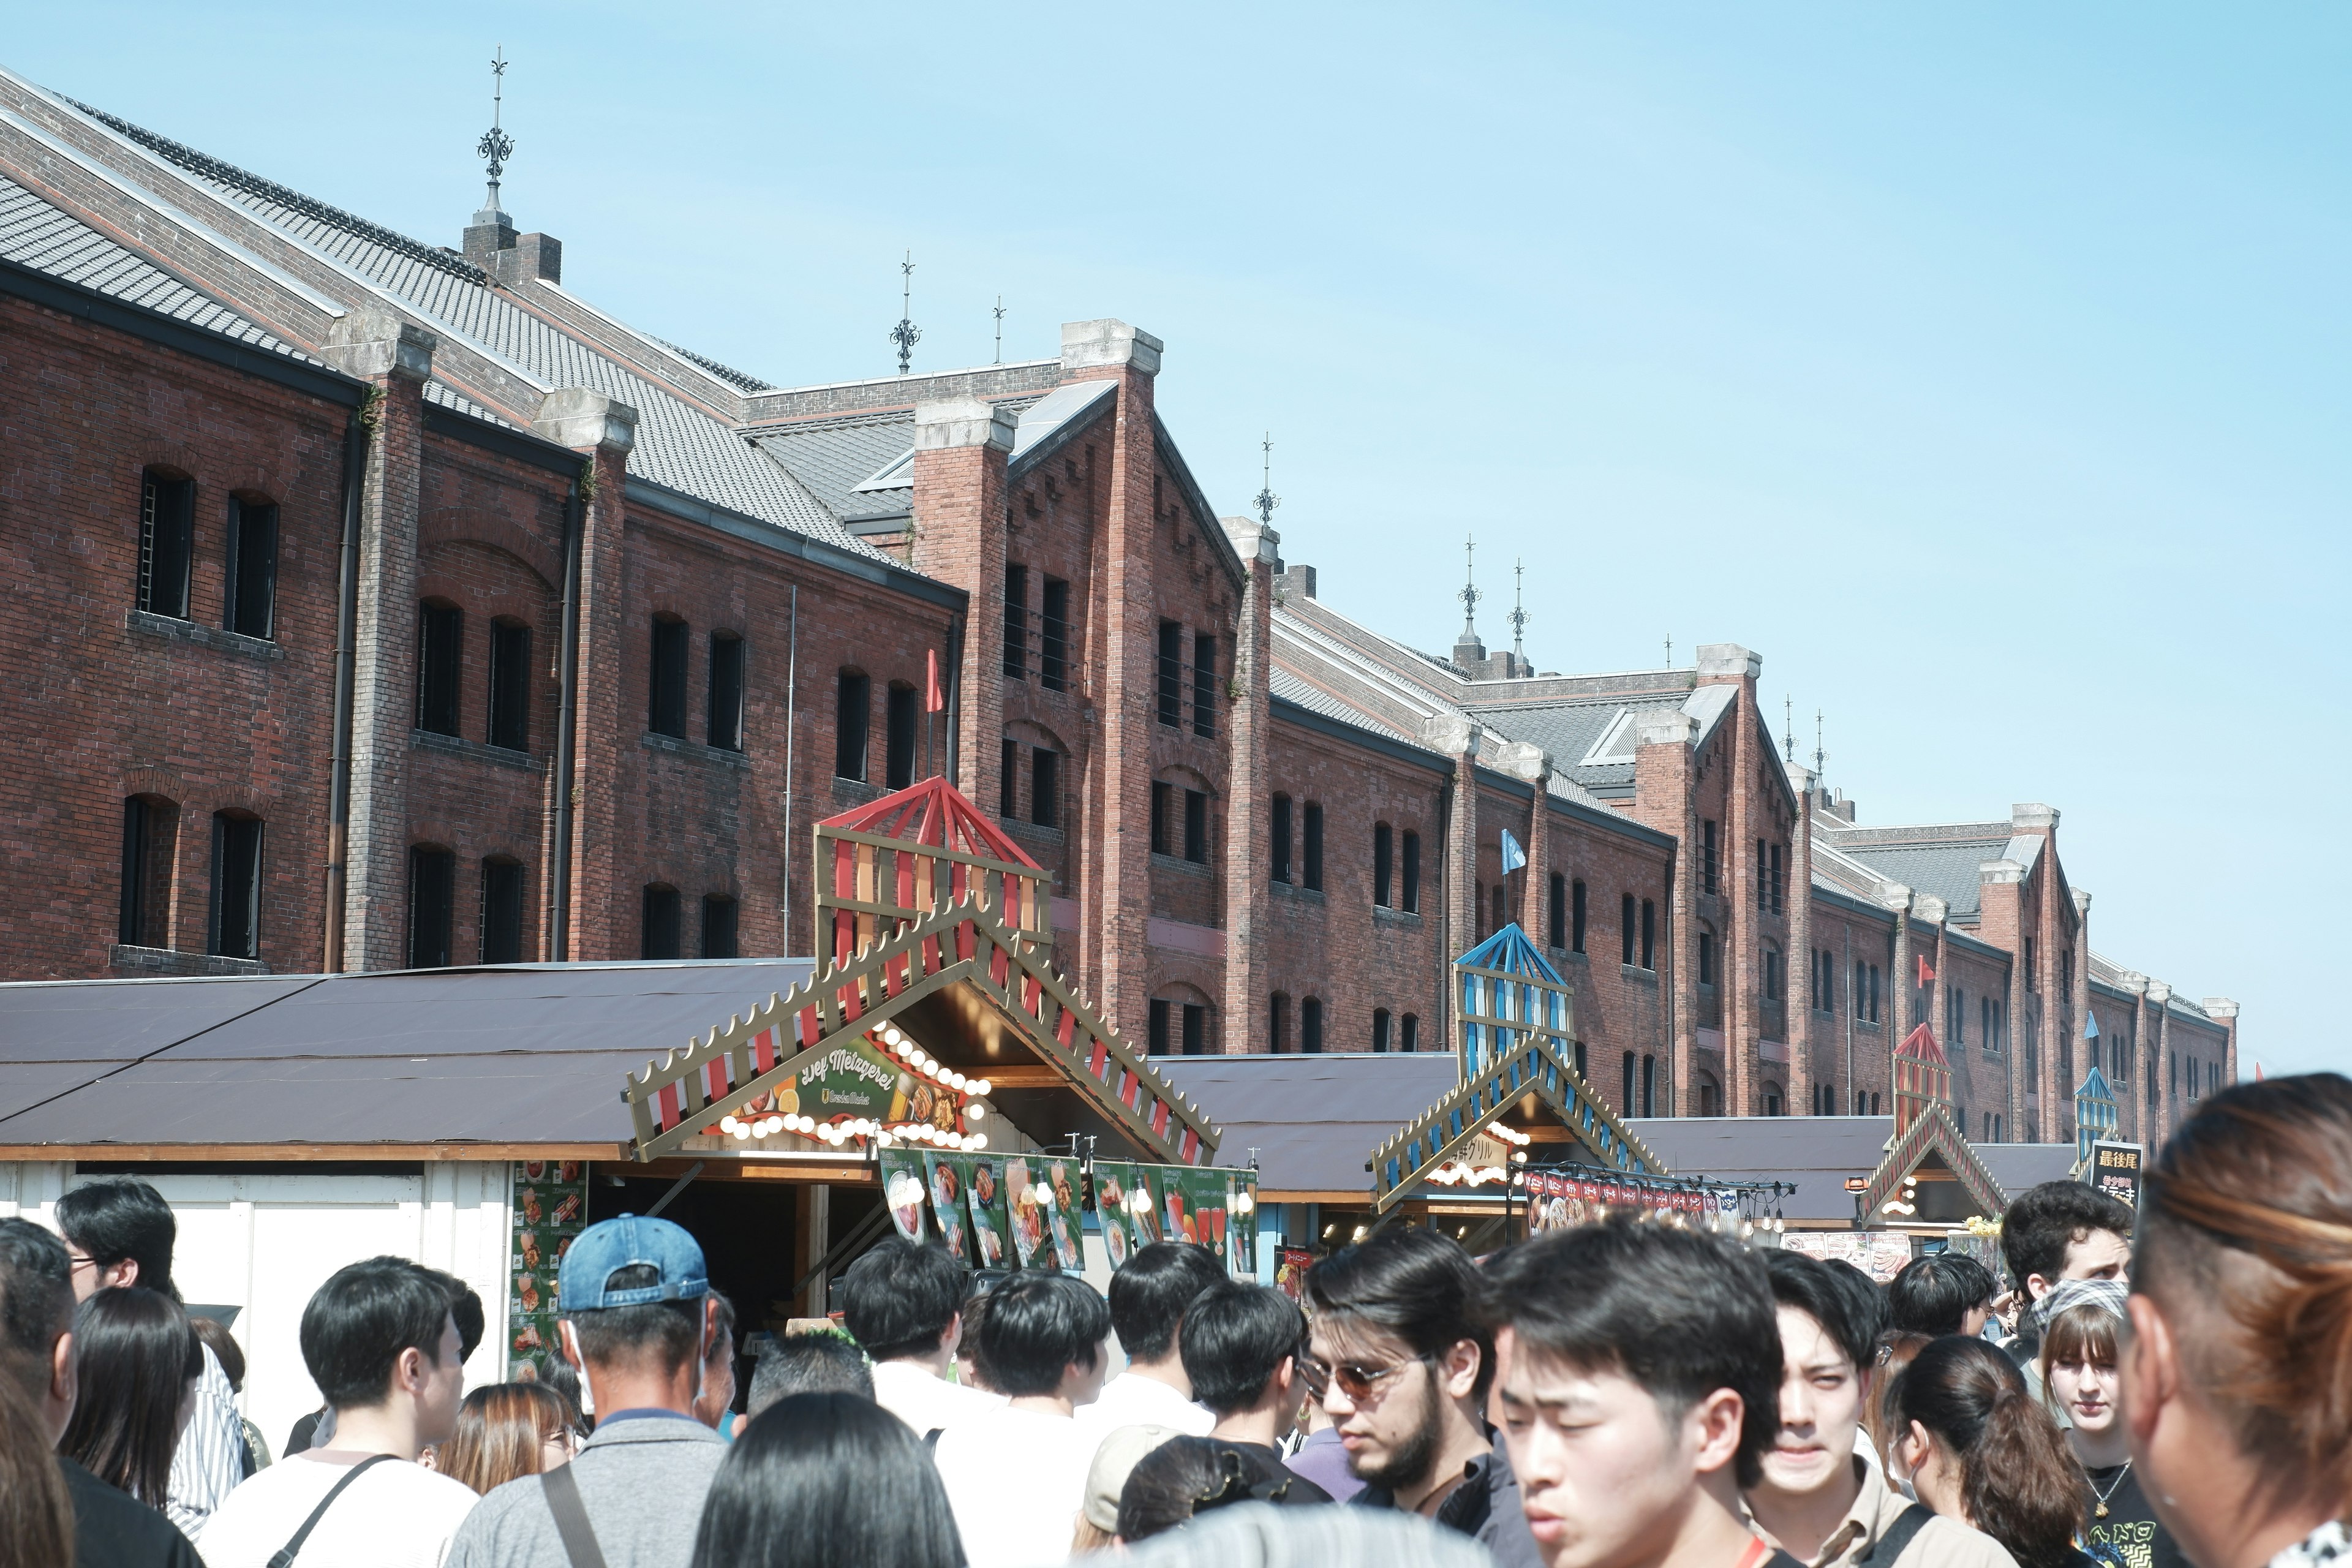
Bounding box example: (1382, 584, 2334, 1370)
(970, 1079, 992, 1097)
(895, 1041, 913, 1059)
(719, 1115, 739, 1134)
(1235, 1191, 1255, 1215)
(968, 1134, 986, 1150)
(963, 1104, 985, 1123)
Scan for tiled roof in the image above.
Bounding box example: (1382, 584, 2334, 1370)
(647, 335, 775, 394)
(0, 171, 317, 361)
(421, 379, 516, 428)
(1829, 837, 2005, 921)
(59, 97, 878, 560)
(1468, 694, 1691, 790)
(749, 410, 918, 520)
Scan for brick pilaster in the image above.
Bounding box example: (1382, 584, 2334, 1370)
(1426, 715, 1481, 1054)
(1633, 715, 1698, 1114)
(2146, 981, 2173, 1142)
(909, 399, 1015, 798)
(1496, 740, 1551, 935)
(1218, 517, 1277, 1053)
(1696, 646, 1758, 1115)
(1790, 767, 1816, 1116)
(2071, 886, 2094, 1120)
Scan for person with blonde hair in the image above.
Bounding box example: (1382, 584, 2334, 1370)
(2122, 1073, 2352, 1568)
(439, 1383, 581, 1496)
(2037, 1281, 2183, 1568)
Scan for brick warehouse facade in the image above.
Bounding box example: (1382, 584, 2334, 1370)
(0, 66, 2237, 1147)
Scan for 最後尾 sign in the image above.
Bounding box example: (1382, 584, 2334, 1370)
(2089, 1140, 2144, 1209)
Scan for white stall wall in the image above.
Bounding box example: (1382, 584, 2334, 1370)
(1, 1162, 511, 1454)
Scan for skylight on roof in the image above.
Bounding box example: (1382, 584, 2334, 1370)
(852, 451, 915, 492)
(1578, 710, 1640, 767)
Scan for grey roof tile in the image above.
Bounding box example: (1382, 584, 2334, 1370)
(1831, 839, 2006, 920)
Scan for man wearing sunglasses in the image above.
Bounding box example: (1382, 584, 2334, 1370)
(1302, 1227, 1544, 1566)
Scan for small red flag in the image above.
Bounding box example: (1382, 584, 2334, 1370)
(1917, 954, 1935, 987)
(925, 649, 945, 712)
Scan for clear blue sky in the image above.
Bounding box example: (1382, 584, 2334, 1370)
(15, 6, 2344, 1077)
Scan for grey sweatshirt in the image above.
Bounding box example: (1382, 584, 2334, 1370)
(443, 1413, 726, 1568)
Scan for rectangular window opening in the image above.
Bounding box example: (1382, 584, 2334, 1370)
(1181, 1003, 1205, 1056)
(480, 859, 525, 964)
(706, 633, 744, 752)
(884, 684, 919, 789)
(1156, 622, 1183, 727)
(405, 843, 453, 970)
(835, 671, 870, 781)
(641, 886, 682, 961)
(1030, 748, 1058, 830)
(1302, 803, 1324, 891)
(1373, 824, 1394, 908)
(1571, 880, 1588, 954)
(1003, 564, 1028, 680)
(137, 472, 195, 620)
(649, 616, 688, 739)
(417, 602, 463, 736)
(1041, 577, 1070, 691)
(489, 620, 533, 752)
(225, 498, 278, 639)
(1271, 796, 1292, 885)
(1192, 632, 1217, 738)
(1183, 788, 1208, 864)
(1402, 832, 1421, 914)
(701, 894, 739, 960)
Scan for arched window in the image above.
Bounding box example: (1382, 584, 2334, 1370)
(1149, 995, 1208, 1055)
(1301, 997, 1324, 1054)
(1641, 1054, 1656, 1118)
(1269, 992, 1291, 1053)
(1698, 930, 1716, 986)
(407, 844, 455, 969)
(1373, 824, 1393, 908)
(225, 495, 278, 639)
(417, 600, 463, 736)
(835, 670, 870, 781)
(1372, 1008, 1392, 1053)
(1698, 1076, 1721, 1118)
(1620, 894, 1637, 965)
(648, 613, 688, 738)
(1547, 873, 1566, 949)
(885, 680, 919, 788)
(1270, 796, 1292, 885)
(1571, 880, 1588, 953)
(209, 811, 265, 961)
(641, 884, 682, 960)
(489, 618, 532, 752)
(136, 469, 195, 620)
(1401, 832, 1421, 914)
(1641, 899, 1657, 970)
(1621, 1051, 1637, 1115)
(1030, 745, 1058, 829)
(1765, 1085, 1785, 1117)
(1762, 944, 1784, 1003)
(1302, 803, 1324, 891)
(702, 894, 739, 959)
(1401, 1013, 1419, 1053)
(480, 856, 525, 964)
(707, 632, 744, 752)
(118, 794, 179, 949)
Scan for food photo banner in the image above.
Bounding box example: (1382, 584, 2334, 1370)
(508, 1159, 589, 1379)
(1520, 1170, 1746, 1234)
(882, 1150, 1257, 1276)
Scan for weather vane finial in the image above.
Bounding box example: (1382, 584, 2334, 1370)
(1784, 696, 1797, 763)
(1509, 559, 1529, 665)
(1812, 709, 1828, 780)
(890, 252, 921, 375)
(476, 46, 514, 214)
(992, 295, 1005, 364)
(1460, 535, 1482, 638)
(1253, 433, 1281, 526)
(1665, 634, 1673, 667)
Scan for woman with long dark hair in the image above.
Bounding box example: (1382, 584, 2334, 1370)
(689, 1392, 965, 1568)
(438, 1382, 580, 1495)
(1888, 1335, 2090, 1568)
(60, 1285, 203, 1507)
(2123, 1074, 2352, 1568)
(0, 1376, 75, 1568)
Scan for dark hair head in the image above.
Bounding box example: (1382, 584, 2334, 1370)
(1109, 1242, 1227, 1362)
(706, 1291, 737, 1363)
(690, 1392, 965, 1568)
(954, 1285, 998, 1392)
(1117, 1437, 1284, 1542)
(1764, 1249, 1877, 1373)
(840, 1238, 967, 1364)
(2038, 1300, 2121, 1393)
(976, 1273, 1110, 1398)
(427, 1270, 486, 1365)
(300, 1255, 458, 1409)
(59, 1286, 200, 1504)
(1888, 1254, 1997, 1338)
(749, 1332, 874, 1417)
(0, 1376, 73, 1568)
(567, 1264, 705, 1377)
(2000, 1180, 2134, 1294)
(1479, 1217, 1782, 1490)
(0, 1219, 73, 1406)
(439, 1382, 576, 1495)
(2134, 1072, 2352, 1508)
(190, 1314, 246, 1390)
(1179, 1283, 1307, 1417)
(54, 1178, 176, 1298)
(1890, 1335, 2086, 1568)
(1304, 1226, 1493, 1399)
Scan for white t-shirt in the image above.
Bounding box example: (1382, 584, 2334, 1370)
(870, 1357, 1004, 1440)
(197, 1451, 480, 1568)
(1072, 1370, 1213, 1444)
(931, 1405, 1101, 1568)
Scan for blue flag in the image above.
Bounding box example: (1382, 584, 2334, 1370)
(2084, 1011, 2100, 1039)
(1499, 828, 1527, 875)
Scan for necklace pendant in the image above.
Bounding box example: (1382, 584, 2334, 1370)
(2095, 1505, 2109, 1520)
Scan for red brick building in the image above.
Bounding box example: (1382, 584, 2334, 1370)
(0, 66, 2234, 1146)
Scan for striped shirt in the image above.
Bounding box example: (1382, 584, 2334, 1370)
(166, 1343, 245, 1534)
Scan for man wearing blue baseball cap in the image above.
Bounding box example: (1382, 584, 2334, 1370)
(447, 1215, 725, 1568)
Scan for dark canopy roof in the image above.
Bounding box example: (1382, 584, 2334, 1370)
(1155, 1055, 1458, 1194)
(0, 961, 813, 1153)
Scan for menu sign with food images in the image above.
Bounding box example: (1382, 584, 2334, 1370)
(922, 1153, 976, 1267)
(964, 1155, 1009, 1267)
(508, 1159, 589, 1379)
(882, 1150, 1254, 1277)
(1088, 1159, 1140, 1269)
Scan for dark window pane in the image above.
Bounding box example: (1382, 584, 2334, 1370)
(641, 886, 682, 960)
(1373, 1009, 1390, 1053)
(480, 859, 525, 964)
(1401, 831, 1420, 914)
(118, 796, 177, 949)
(1003, 564, 1028, 680)
(417, 602, 462, 736)
(1302, 804, 1323, 891)
(225, 499, 277, 639)
(1401, 1014, 1418, 1053)
(1031, 748, 1058, 829)
(1183, 789, 1207, 863)
(406, 845, 454, 969)
(1182, 1003, 1205, 1056)
(702, 895, 739, 959)
(137, 472, 194, 619)
(1642, 1055, 1656, 1118)
(1373, 824, 1393, 908)
(489, 620, 532, 751)
(885, 683, 919, 788)
(707, 633, 744, 752)
(1000, 738, 1019, 817)
(1156, 622, 1183, 727)
(1621, 894, 1636, 966)
(1271, 796, 1292, 885)
(208, 813, 264, 961)
(1548, 873, 1566, 948)
(1148, 999, 1172, 1055)
(1151, 782, 1171, 857)
(1642, 899, 1656, 970)
(1192, 632, 1216, 738)
(649, 616, 688, 738)
(1041, 578, 1070, 691)
(1572, 880, 1588, 953)
(835, 671, 870, 780)
(1301, 997, 1323, 1054)
(1270, 992, 1289, 1052)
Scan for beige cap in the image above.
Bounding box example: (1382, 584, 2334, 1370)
(1083, 1423, 1184, 1533)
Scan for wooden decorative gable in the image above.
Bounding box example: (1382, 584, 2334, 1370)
(1893, 1022, 1953, 1137)
(816, 775, 1052, 964)
(1455, 924, 1574, 1080)
(1369, 1030, 1667, 1213)
(1856, 1101, 2007, 1224)
(2075, 1065, 2119, 1163)
(624, 887, 1217, 1168)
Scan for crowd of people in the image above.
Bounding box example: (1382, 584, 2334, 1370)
(0, 1071, 2345, 1568)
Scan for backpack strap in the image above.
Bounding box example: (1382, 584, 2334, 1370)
(265, 1453, 396, 1568)
(1860, 1503, 1939, 1568)
(541, 1460, 612, 1568)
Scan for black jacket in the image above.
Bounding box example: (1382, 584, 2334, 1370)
(1352, 1439, 1545, 1568)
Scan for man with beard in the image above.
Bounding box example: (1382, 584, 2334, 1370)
(1302, 1226, 1542, 1566)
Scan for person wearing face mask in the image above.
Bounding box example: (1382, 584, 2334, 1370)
(1885, 1336, 2092, 1568)
(2036, 1284, 2184, 1568)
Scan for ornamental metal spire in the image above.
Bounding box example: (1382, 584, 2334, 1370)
(992, 295, 1005, 364)
(890, 252, 921, 375)
(1253, 432, 1281, 526)
(1460, 535, 1482, 639)
(1812, 709, 1828, 780)
(1784, 696, 1797, 763)
(476, 46, 514, 214)
(1509, 559, 1529, 665)
(1665, 634, 1673, 667)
